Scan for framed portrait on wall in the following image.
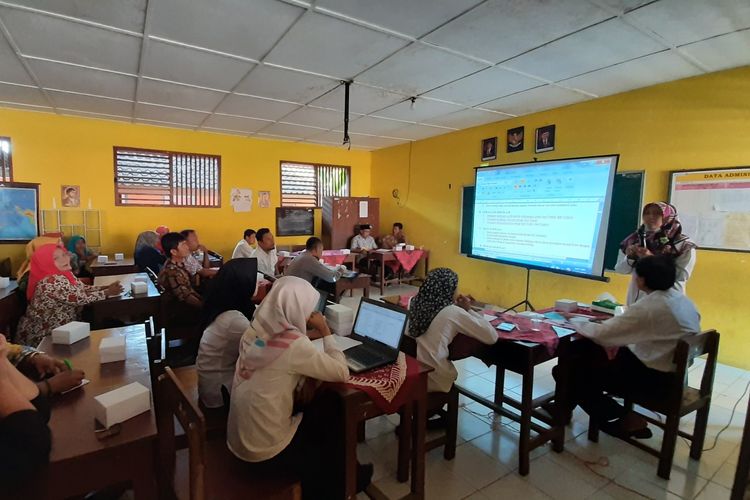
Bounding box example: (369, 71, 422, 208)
(535, 125, 556, 153)
(0, 182, 40, 243)
(62, 185, 80, 207)
(506, 126, 524, 152)
(481, 137, 497, 161)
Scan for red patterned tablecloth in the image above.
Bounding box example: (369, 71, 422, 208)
(322, 250, 350, 266)
(391, 249, 424, 274)
(338, 352, 421, 413)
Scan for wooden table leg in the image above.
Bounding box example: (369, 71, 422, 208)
(410, 374, 427, 499)
(363, 283, 370, 298)
(494, 366, 505, 411)
(519, 365, 534, 476)
(344, 399, 359, 500)
(397, 401, 413, 482)
(131, 440, 158, 499)
(379, 256, 385, 295)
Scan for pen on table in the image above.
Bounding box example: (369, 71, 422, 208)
(64, 359, 73, 371)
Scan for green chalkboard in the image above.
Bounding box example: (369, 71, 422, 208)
(460, 171, 644, 271)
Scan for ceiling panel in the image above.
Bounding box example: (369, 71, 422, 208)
(29, 59, 136, 100)
(135, 102, 208, 126)
(422, 66, 543, 106)
(0, 82, 48, 106)
(255, 132, 299, 142)
(388, 123, 453, 141)
(679, 29, 750, 73)
(5, 0, 147, 32)
(358, 44, 487, 95)
(503, 18, 666, 82)
(202, 114, 271, 134)
(234, 66, 338, 103)
(348, 115, 411, 135)
(149, 0, 303, 60)
(424, 0, 612, 63)
(0, 32, 33, 85)
(307, 84, 405, 114)
(215, 93, 301, 121)
(595, 0, 654, 13)
(316, 0, 483, 38)
(141, 39, 254, 91)
(259, 122, 325, 139)
(0, 6, 141, 73)
(47, 90, 133, 116)
(282, 106, 349, 129)
(482, 85, 589, 115)
(559, 51, 702, 97)
(422, 108, 507, 129)
(60, 109, 130, 122)
(374, 98, 463, 122)
(136, 118, 195, 130)
(265, 12, 408, 79)
(347, 133, 408, 149)
(138, 78, 226, 112)
(624, 0, 750, 47)
(306, 129, 347, 145)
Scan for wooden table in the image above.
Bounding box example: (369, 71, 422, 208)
(91, 258, 139, 277)
(0, 280, 23, 341)
(27, 325, 158, 499)
(85, 273, 161, 330)
(332, 361, 431, 500)
(365, 250, 430, 295)
(334, 273, 371, 302)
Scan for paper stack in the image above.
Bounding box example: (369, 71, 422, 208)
(325, 304, 354, 336)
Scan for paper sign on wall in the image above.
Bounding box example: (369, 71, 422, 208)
(231, 188, 252, 212)
(359, 201, 368, 218)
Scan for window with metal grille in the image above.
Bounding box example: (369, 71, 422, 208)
(1, 137, 12, 182)
(114, 147, 220, 207)
(280, 162, 350, 207)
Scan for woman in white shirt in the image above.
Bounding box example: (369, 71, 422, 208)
(227, 276, 370, 498)
(196, 258, 257, 408)
(410, 268, 498, 394)
(615, 201, 696, 305)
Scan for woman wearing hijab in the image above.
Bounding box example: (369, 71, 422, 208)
(66, 235, 97, 278)
(227, 276, 370, 498)
(134, 230, 166, 274)
(15, 236, 62, 297)
(615, 201, 697, 305)
(196, 258, 258, 408)
(410, 268, 497, 394)
(16, 244, 123, 347)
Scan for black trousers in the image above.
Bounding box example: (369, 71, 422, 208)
(558, 339, 678, 423)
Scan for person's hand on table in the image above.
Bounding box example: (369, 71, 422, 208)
(47, 369, 85, 394)
(104, 281, 124, 297)
(455, 294, 473, 312)
(307, 312, 331, 337)
(28, 353, 66, 378)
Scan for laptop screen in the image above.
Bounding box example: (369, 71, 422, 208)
(353, 300, 407, 349)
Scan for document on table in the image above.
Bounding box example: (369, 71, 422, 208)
(483, 314, 497, 322)
(552, 326, 576, 338)
(312, 335, 362, 351)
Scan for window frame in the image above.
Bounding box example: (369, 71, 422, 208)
(279, 160, 351, 208)
(113, 146, 221, 208)
(1, 137, 13, 183)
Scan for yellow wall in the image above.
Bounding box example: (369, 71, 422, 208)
(371, 65, 750, 369)
(0, 108, 371, 271)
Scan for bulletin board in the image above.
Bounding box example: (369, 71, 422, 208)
(669, 166, 750, 252)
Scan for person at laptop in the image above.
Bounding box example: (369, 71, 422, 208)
(254, 227, 279, 277)
(409, 268, 497, 395)
(231, 229, 257, 259)
(227, 276, 373, 497)
(285, 237, 345, 294)
(563, 255, 701, 438)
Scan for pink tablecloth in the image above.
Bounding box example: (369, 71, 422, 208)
(322, 250, 349, 266)
(339, 353, 421, 413)
(392, 249, 424, 274)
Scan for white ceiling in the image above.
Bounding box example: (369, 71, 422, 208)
(0, 0, 748, 150)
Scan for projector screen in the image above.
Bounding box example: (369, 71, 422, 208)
(471, 155, 618, 280)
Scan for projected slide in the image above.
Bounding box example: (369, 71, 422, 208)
(471, 156, 617, 278)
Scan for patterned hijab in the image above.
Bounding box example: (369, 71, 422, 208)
(27, 244, 77, 300)
(620, 201, 696, 257)
(16, 236, 62, 279)
(408, 268, 458, 338)
(66, 235, 90, 257)
(233, 276, 318, 385)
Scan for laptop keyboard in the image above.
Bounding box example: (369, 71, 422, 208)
(348, 346, 384, 366)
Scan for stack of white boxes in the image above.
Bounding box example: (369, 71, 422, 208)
(325, 304, 354, 337)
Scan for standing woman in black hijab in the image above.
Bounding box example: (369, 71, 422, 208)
(196, 258, 258, 408)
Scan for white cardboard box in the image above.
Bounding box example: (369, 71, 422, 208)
(131, 281, 148, 295)
(97, 255, 108, 263)
(52, 321, 90, 345)
(99, 336, 126, 363)
(94, 382, 151, 428)
(555, 299, 578, 313)
(114, 253, 124, 261)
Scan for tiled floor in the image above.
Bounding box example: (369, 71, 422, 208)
(343, 284, 748, 500)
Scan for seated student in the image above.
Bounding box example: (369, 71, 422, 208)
(231, 229, 257, 259)
(563, 255, 701, 437)
(134, 230, 166, 274)
(227, 276, 372, 498)
(197, 258, 257, 408)
(410, 268, 498, 397)
(158, 232, 203, 309)
(379, 222, 407, 249)
(0, 336, 52, 491)
(15, 235, 63, 298)
(6, 340, 87, 397)
(254, 228, 278, 277)
(180, 229, 218, 280)
(66, 235, 97, 279)
(16, 244, 123, 347)
(285, 237, 345, 292)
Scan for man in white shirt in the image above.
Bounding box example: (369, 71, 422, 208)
(254, 227, 278, 277)
(562, 255, 701, 436)
(350, 224, 377, 253)
(231, 229, 256, 259)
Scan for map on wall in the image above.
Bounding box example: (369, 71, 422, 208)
(0, 183, 39, 242)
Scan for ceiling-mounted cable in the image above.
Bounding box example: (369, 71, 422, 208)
(342, 80, 351, 150)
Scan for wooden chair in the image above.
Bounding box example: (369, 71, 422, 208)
(587, 330, 720, 479)
(158, 366, 301, 500)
